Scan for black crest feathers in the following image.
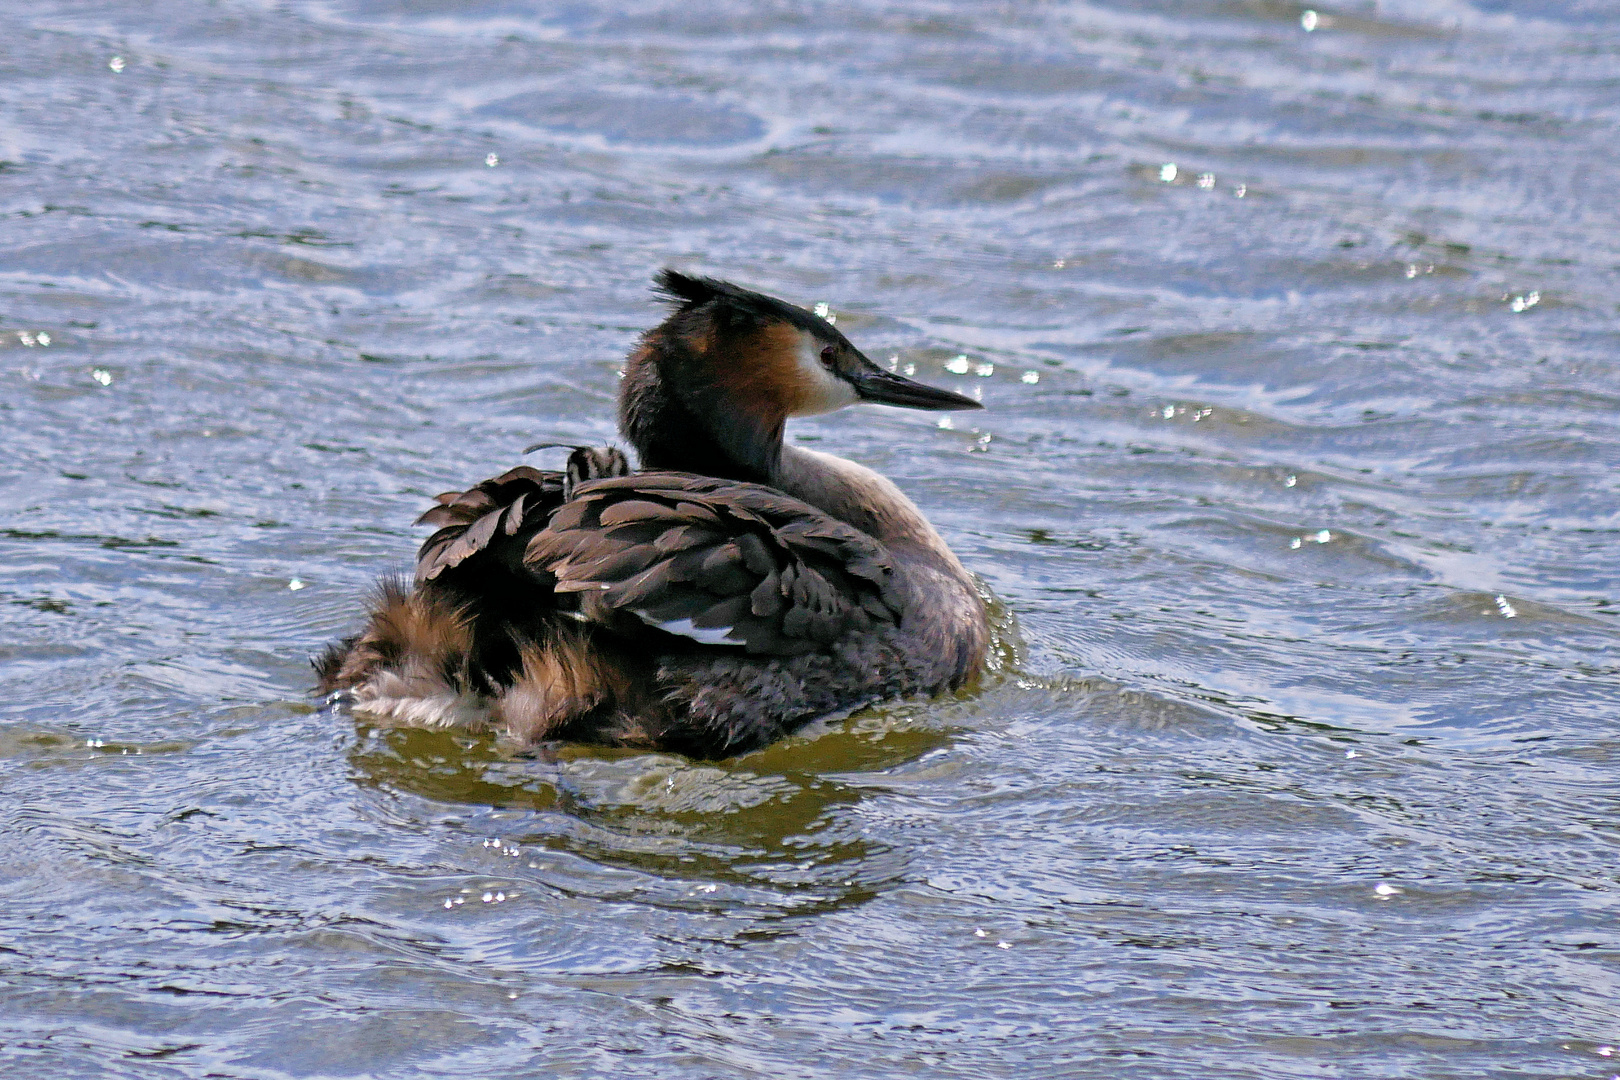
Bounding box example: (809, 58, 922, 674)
(654, 268, 731, 308)
(652, 268, 843, 341)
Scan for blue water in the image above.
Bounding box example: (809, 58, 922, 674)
(3, 2, 1618, 1077)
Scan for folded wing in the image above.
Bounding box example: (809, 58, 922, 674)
(527, 474, 902, 656)
(415, 465, 566, 584)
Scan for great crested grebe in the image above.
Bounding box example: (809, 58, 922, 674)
(316, 270, 989, 758)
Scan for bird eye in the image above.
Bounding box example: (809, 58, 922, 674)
(819, 345, 838, 369)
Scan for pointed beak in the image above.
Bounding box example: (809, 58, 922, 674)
(849, 358, 984, 411)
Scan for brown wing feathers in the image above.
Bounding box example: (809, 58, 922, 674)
(415, 465, 565, 583)
(405, 460, 901, 660)
(526, 474, 902, 656)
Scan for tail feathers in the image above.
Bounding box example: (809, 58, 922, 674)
(312, 635, 358, 690)
(314, 577, 474, 697)
(315, 579, 658, 743)
(492, 627, 659, 746)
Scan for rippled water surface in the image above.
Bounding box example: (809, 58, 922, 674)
(4, 1, 1619, 1076)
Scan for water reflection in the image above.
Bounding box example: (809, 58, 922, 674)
(344, 705, 958, 916)
(345, 598, 1021, 925)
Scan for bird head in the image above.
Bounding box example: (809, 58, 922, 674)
(644, 269, 982, 419)
(621, 269, 982, 480)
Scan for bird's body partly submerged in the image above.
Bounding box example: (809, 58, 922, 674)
(317, 270, 989, 758)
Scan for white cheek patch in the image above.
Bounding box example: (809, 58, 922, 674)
(791, 335, 859, 416)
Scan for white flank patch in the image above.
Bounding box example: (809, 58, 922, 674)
(638, 612, 742, 646)
(352, 675, 487, 729)
(353, 694, 483, 728)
